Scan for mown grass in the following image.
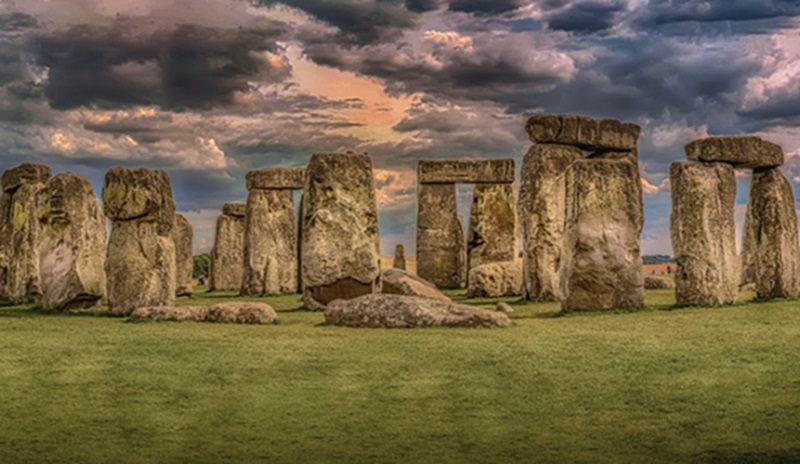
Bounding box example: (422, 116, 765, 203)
(1, 288, 799, 463)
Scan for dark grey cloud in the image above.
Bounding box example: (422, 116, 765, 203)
(546, 0, 629, 33)
(642, 0, 800, 25)
(405, 0, 445, 13)
(448, 0, 526, 15)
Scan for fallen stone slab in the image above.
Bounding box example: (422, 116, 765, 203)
(246, 167, 305, 191)
(467, 261, 523, 298)
(644, 276, 675, 289)
(525, 114, 640, 151)
(381, 268, 450, 301)
(685, 136, 783, 169)
(417, 159, 515, 184)
(130, 302, 277, 324)
(324, 294, 511, 328)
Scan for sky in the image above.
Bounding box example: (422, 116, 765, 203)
(1, 0, 800, 256)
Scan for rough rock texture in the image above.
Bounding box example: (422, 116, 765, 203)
(525, 114, 640, 151)
(37, 173, 107, 311)
(685, 136, 783, 169)
(301, 152, 381, 310)
(241, 189, 297, 296)
(104, 167, 177, 315)
(496, 302, 514, 313)
(561, 159, 644, 311)
(741, 167, 800, 299)
(416, 183, 465, 288)
(210, 203, 246, 291)
(393, 244, 406, 270)
(130, 302, 277, 324)
(2, 163, 52, 304)
(172, 214, 194, 297)
(417, 159, 515, 184)
(670, 161, 738, 306)
(325, 294, 511, 328)
(467, 183, 517, 278)
(381, 268, 450, 301)
(644, 276, 675, 289)
(518, 144, 583, 302)
(467, 261, 523, 298)
(246, 167, 306, 191)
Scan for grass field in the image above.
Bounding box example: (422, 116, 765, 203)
(1, 288, 799, 463)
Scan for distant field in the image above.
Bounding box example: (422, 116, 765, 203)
(2, 287, 799, 463)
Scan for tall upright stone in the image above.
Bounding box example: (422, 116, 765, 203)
(670, 161, 737, 306)
(37, 173, 107, 311)
(172, 214, 194, 298)
(103, 167, 176, 315)
(416, 183, 464, 288)
(241, 168, 303, 296)
(209, 202, 245, 292)
(1, 163, 52, 304)
(518, 144, 583, 301)
(561, 159, 644, 311)
(466, 183, 517, 280)
(393, 244, 406, 271)
(741, 167, 800, 299)
(301, 152, 381, 310)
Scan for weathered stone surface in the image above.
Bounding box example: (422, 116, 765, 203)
(416, 183, 465, 288)
(325, 294, 511, 328)
(670, 161, 738, 306)
(301, 152, 381, 309)
(246, 167, 306, 191)
(561, 159, 644, 311)
(741, 167, 800, 299)
(418, 159, 515, 184)
(496, 301, 514, 313)
(381, 268, 450, 301)
(393, 244, 406, 270)
(467, 261, 523, 298)
(242, 189, 297, 296)
(172, 214, 194, 298)
(210, 203, 246, 292)
(685, 136, 783, 169)
(518, 144, 583, 302)
(37, 173, 107, 311)
(130, 302, 277, 324)
(1, 163, 51, 193)
(102, 167, 176, 235)
(467, 183, 517, 277)
(644, 276, 675, 289)
(525, 114, 641, 151)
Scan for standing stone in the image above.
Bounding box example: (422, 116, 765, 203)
(467, 182, 517, 280)
(741, 167, 800, 299)
(561, 159, 644, 311)
(518, 144, 583, 302)
(1, 163, 52, 304)
(242, 189, 297, 295)
(393, 244, 406, 270)
(301, 152, 381, 310)
(103, 167, 176, 315)
(416, 183, 465, 288)
(172, 214, 194, 298)
(209, 202, 246, 292)
(37, 173, 106, 311)
(670, 161, 737, 306)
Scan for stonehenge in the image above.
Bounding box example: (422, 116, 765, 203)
(301, 152, 381, 310)
(242, 168, 304, 296)
(467, 261, 523, 298)
(466, 183, 517, 278)
(173, 214, 194, 298)
(209, 202, 246, 292)
(393, 244, 406, 270)
(416, 183, 465, 288)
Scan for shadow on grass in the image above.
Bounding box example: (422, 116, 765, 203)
(697, 449, 800, 464)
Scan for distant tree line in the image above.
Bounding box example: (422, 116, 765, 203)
(642, 255, 674, 265)
(193, 253, 210, 278)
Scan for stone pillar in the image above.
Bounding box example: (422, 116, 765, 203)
(103, 167, 176, 315)
(561, 159, 644, 311)
(209, 202, 245, 292)
(1, 163, 52, 304)
(416, 183, 464, 288)
(38, 173, 107, 311)
(301, 152, 381, 310)
(670, 161, 737, 305)
(241, 168, 304, 296)
(467, 183, 517, 280)
(393, 244, 406, 270)
(518, 144, 582, 302)
(173, 214, 194, 298)
(741, 167, 800, 299)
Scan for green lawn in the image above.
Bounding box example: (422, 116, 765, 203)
(1, 288, 799, 463)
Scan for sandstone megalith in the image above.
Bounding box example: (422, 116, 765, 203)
(301, 152, 381, 310)
(466, 183, 517, 277)
(416, 183, 465, 288)
(1, 163, 52, 304)
(393, 244, 406, 270)
(561, 159, 644, 311)
(417, 159, 515, 184)
(467, 261, 523, 298)
(670, 161, 737, 306)
(37, 173, 107, 311)
(381, 268, 450, 301)
(103, 167, 176, 315)
(685, 136, 783, 169)
(526, 114, 640, 151)
(210, 202, 245, 291)
(172, 214, 194, 298)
